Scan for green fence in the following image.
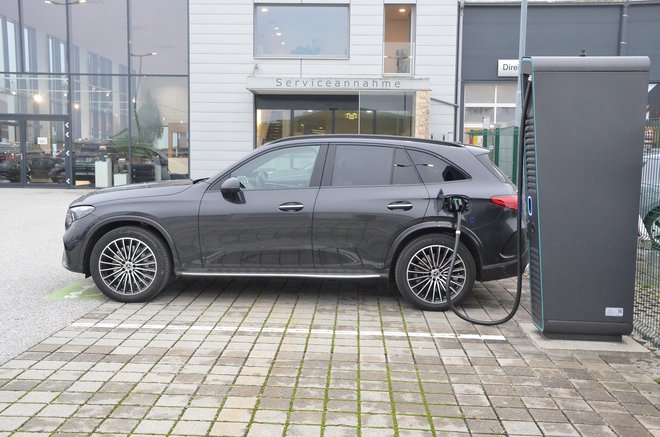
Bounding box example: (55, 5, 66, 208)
(636, 142, 660, 347)
(467, 125, 660, 347)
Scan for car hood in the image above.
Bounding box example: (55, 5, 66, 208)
(70, 179, 195, 206)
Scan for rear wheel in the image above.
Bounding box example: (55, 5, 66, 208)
(395, 234, 476, 311)
(90, 226, 171, 302)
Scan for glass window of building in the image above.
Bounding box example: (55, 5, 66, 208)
(359, 92, 414, 136)
(24, 0, 67, 73)
(254, 5, 349, 58)
(0, 1, 20, 73)
(463, 82, 517, 137)
(131, 76, 188, 179)
(255, 93, 414, 146)
(70, 0, 127, 74)
(130, 0, 188, 75)
(0, 74, 67, 115)
(384, 5, 414, 75)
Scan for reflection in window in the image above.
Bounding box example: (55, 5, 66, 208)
(384, 5, 414, 75)
(130, 0, 188, 75)
(257, 109, 291, 147)
(0, 1, 20, 73)
(408, 149, 467, 183)
(131, 76, 189, 179)
(254, 5, 349, 58)
(0, 74, 67, 115)
(231, 146, 320, 190)
(71, 0, 127, 74)
(24, 0, 67, 73)
(293, 110, 332, 136)
(72, 75, 127, 142)
(359, 92, 414, 136)
(332, 146, 402, 187)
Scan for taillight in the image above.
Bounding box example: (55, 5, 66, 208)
(490, 195, 518, 210)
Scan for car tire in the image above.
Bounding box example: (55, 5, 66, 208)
(643, 208, 660, 249)
(395, 234, 476, 311)
(90, 226, 172, 303)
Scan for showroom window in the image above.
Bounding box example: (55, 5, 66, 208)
(384, 5, 415, 75)
(254, 5, 349, 58)
(0, 0, 189, 187)
(255, 93, 415, 147)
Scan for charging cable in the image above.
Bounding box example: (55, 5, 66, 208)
(443, 80, 532, 326)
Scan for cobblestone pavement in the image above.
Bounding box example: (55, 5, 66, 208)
(0, 277, 658, 436)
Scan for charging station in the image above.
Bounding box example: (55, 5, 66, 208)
(520, 56, 650, 340)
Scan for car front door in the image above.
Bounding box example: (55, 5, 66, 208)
(312, 144, 430, 270)
(199, 144, 324, 270)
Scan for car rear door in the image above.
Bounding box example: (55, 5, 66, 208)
(312, 144, 430, 270)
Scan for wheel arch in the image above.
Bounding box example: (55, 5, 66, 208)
(386, 223, 484, 281)
(81, 217, 179, 276)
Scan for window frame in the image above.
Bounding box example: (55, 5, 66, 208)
(322, 143, 423, 188)
(211, 143, 327, 191)
(253, 4, 350, 60)
(382, 4, 416, 76)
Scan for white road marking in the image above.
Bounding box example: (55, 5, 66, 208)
(71, 321, 506, 341)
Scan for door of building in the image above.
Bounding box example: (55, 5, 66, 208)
(0, 116, 71, 186)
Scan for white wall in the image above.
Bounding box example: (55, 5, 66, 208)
(189, 0, 458, 178)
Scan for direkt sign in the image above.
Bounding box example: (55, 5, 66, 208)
(246, 77, 431, 92)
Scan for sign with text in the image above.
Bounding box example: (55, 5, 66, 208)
(498, 59, 519, 77)
(247, 77, 430, 93)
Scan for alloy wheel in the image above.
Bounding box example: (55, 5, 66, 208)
(98, 237, 157, 295)
(406, 244, 466, 304)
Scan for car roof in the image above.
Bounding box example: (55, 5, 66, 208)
(265, 134, 465, 150)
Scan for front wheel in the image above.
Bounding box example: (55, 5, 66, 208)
(395, 234, 476, 311)
(90, 226, 172, 302)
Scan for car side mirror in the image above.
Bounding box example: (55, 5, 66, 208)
(220, 176, 241, 194)
(220, 176, 245, 203)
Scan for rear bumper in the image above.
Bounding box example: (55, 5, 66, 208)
(480, 248, 528, 282)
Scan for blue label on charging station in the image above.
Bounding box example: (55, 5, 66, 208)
(527, 196, 533, 216)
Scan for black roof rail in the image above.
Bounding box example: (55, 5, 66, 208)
(265, 134, 464, 148)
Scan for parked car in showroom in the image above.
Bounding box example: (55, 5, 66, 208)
(62, 135, 524, 310)
(0, 143, 31, 183)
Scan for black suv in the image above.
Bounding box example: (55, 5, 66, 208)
(62, 135, 524, 310)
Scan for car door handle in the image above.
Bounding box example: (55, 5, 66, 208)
(278, 202, 304, 212)
(387, 201, 413, 211)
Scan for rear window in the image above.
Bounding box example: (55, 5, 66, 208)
(475, 153, 508, 183)
(407, 149, 468, 183)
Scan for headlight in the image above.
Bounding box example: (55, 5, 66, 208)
(65, 205, 95, 228)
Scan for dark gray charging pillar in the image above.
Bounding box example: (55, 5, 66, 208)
(521, 56, 649, 340)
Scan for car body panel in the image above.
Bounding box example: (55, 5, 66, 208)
(199, 187, 319, 268)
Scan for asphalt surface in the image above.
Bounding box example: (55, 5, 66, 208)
(0, 187, 105, 365)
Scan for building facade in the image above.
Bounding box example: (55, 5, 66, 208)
(1, 0, 659, 187)
(189, 0, 459, 179)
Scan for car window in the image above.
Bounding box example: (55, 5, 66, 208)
(407, 149, 468, 183)
(231, 145, 320, 190)
(331, 145, 420, 187)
